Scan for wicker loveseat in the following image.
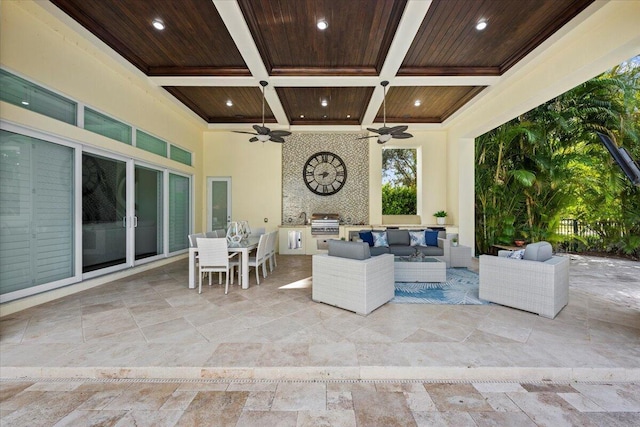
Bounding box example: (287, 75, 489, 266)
(312, 240, 395, 315)
(479, 242, 569, 319)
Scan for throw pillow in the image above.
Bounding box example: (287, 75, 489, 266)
(425, 230, 439, 246)
(409, 230, 426, 246)
(507, 249, 525, 259)
(371, 231, 389, 247)
(359, 231, 374, 247)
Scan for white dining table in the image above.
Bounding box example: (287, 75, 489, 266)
(188, 236, 260, 290)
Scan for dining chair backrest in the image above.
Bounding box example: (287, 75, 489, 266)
(196, 238, 229, 267)
(256, 233, 269, 259)
(205, 231, 217, 238)
(188, 233, 206, 247)
(266, 230, 276, 254)
(214, 229, 226, 238)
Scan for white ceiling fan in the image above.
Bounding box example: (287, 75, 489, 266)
(233, 80, 291, 143)
(358, 80, 413, 144)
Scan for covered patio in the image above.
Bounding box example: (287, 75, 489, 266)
(2, 254, 640, 424)
(2, 254, 638, 382)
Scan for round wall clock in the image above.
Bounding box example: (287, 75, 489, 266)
(303, 151, 347, 196)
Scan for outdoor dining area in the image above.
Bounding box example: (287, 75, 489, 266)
(187, 221, 278, 294)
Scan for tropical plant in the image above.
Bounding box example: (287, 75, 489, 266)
(475, 56, 639, 258)
(434, 210, 448, 218)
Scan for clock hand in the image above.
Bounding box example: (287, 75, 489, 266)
(320, 171, 330, 179)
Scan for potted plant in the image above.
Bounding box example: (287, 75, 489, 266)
(451, 236, 459, 247)
(434, 210, 448, 225)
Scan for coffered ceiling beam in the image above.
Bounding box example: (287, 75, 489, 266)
(212, 0, 289, 127)
(362, 0, 433, 127)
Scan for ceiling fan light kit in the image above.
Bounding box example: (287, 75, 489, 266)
(233, 80, 291, 144)
(358, 81, 413, 144)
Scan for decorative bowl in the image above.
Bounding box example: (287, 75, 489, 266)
(514, 240, 525, 247)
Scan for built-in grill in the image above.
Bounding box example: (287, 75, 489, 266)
(311, 213, 340, 236)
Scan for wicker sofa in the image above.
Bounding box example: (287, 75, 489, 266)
(479, 242, 569, 319)
(349, 228, 452, 265)
(312, 240, 395, 315)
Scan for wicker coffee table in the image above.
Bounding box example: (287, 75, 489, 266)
(394, 256, 446, 282)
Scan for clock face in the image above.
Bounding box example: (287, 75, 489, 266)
(303, 151, 347, 196)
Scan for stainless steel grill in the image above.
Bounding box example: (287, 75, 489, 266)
(310, 213, 340, 236)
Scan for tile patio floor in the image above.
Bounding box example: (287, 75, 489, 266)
(1, 254, 639, 425)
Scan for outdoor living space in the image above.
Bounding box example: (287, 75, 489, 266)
(2, 254, 639, 383)
(2, 254, 640, 424)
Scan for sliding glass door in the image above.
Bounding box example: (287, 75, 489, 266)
(82, 153, 127, 273)
(1, 124, 191, 301)
(0, 130, 76, 299)
(134, 165, 163, 261)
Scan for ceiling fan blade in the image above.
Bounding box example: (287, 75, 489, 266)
(233, 130, 258, 135)
(253, 125, 270, 135)
(269, 130, 291, 137)
(269, 136, 285, 143)
(366, 127, 382, 134)
(249, 137, 259, 142)
(388, 125, 408, 134)
(356, 135, 378, 140)
(393, 132, 414, 139)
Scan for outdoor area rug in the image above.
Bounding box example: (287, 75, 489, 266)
(392, 268, 489, 305)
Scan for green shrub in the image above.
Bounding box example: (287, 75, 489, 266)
(382, 184, 416, 215)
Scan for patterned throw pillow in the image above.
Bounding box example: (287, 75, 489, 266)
(409, 230, 426, 246)
(371, 231, 389, 247)
(507, 249, 525, 259)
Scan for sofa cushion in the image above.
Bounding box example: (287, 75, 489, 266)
(387, 229, 410, 246)
(389, 245, 416, 256)
(370, 246, 391, 256)
(328, 240, 371, 260)
(359, 231, 374, 246)
(409, 230, 426, 246)
(523, 241, 553, 262)
(425, 230, 439, 246)
(372, 231, 389, 247)
(418, 245, 445, 256)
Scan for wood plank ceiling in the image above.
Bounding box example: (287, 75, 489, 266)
(48, 0, 595, 130)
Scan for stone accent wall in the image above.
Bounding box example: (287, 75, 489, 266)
(282, 133, 369, 225)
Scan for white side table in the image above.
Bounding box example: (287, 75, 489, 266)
(449, 244, 472, 267)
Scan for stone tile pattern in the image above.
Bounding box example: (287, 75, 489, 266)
(1, 379, 639, 426)
(282, 133, 369, 225)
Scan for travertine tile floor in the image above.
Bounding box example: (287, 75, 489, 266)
(2, 378, 640, 426)
(1, 254, 639, 425)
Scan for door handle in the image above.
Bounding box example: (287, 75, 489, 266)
(122, 217, 127, 228)
(133, 216, 138, 227)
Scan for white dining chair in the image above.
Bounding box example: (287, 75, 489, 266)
(205, 231, 217, 238)
(188, 232, 205, 248)
(196, 238, 239, 294)
(266, 230, 277, 272)
(247, 233, 269, 285)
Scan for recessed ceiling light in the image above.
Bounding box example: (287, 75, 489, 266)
(226, 100, 233, 107)
(414, 100, 421, 107)
(323, 115, 327, 118)
(321, 99, 328, 107)
(317, 20, 328, 30)
(346, 114, 351, 118)
(475, 20, 487, 31)
(299, 114, 305, 118)
(152, 19, 165, 30)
